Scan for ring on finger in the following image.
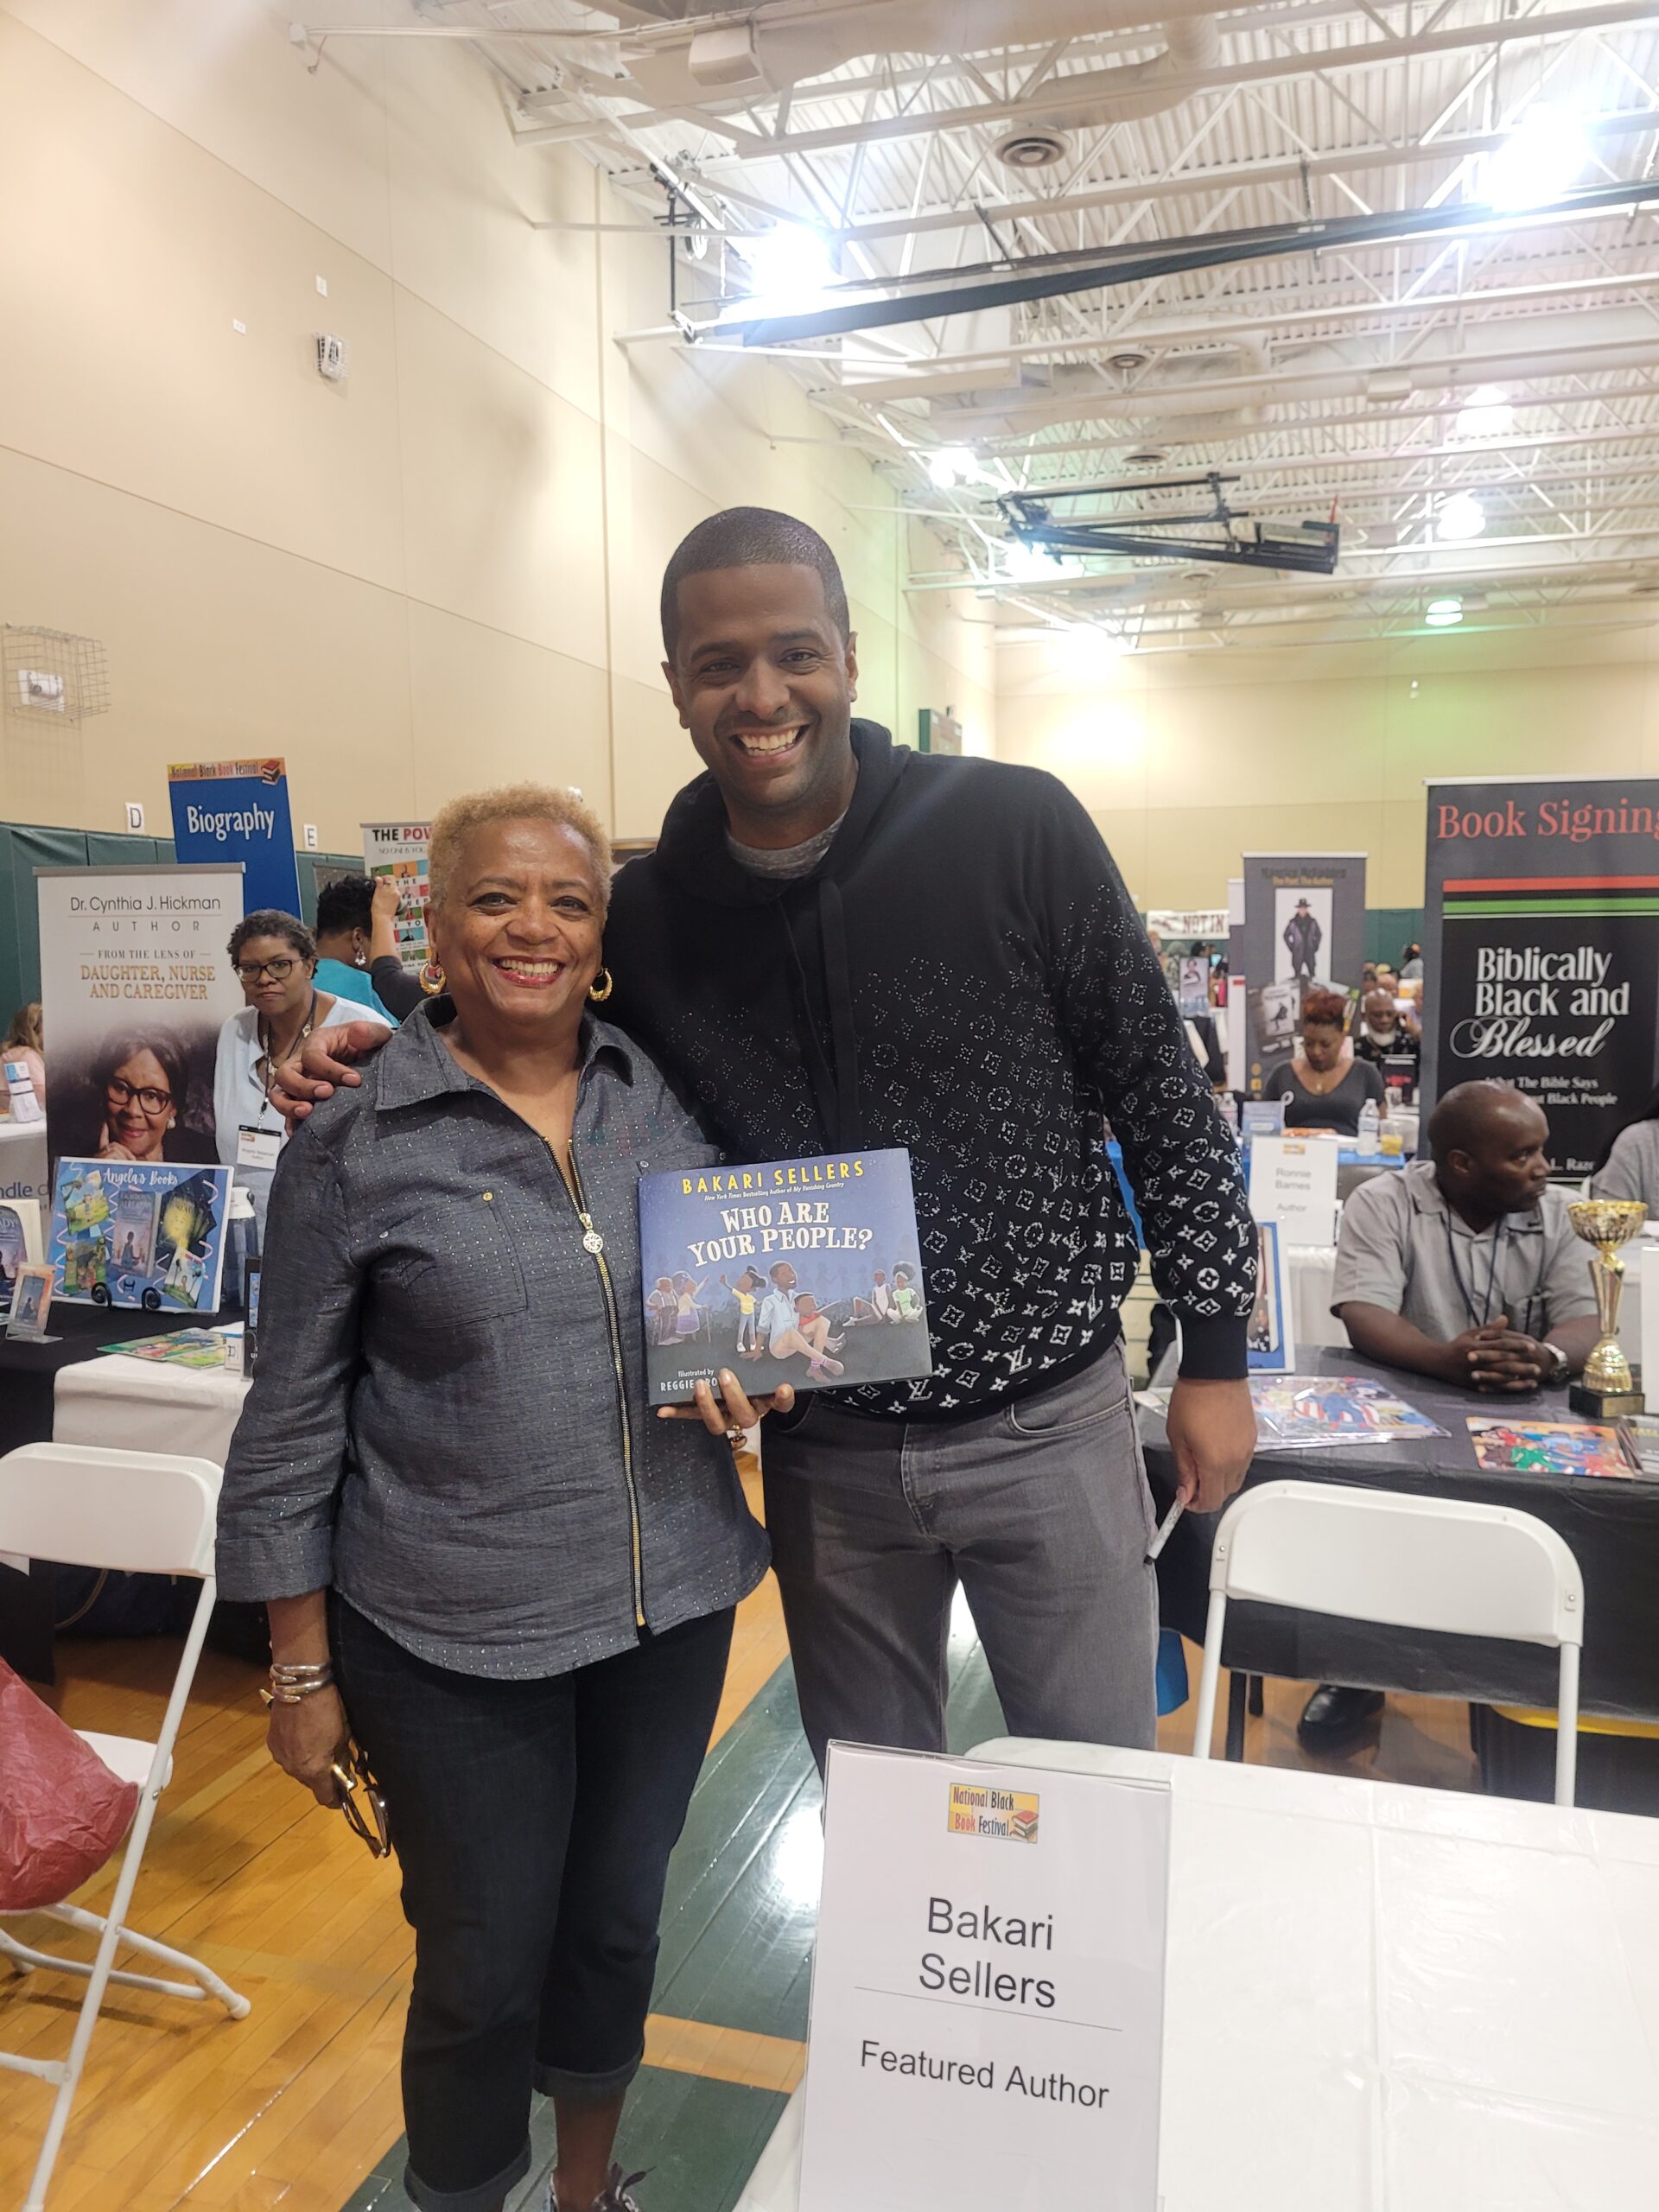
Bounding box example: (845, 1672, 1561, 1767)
(723, 1424, 746, 1446)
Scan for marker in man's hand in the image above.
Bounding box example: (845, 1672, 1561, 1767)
(1143, 1496, 1186, 1566)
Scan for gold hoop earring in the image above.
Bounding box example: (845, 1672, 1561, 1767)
(588, 968, 614, 1004)
(419, 960, 446, 997)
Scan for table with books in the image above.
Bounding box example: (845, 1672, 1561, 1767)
(1141, 1347, 1659, 1725)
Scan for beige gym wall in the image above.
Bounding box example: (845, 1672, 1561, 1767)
(999, 619, 1659, 910)
(0, 3, 993, 848)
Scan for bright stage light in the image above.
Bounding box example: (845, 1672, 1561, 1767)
(1051, 622, 1134, 675)
(725, 224, 838, 321)
(1424, 597, 1464, 627)
(1435, 492, 1487, 543)
(926, 446, 979, 491)
(1454, 385, 1514, 442)
(1005, 538, 1073, 582)
(1483, 105, 1592, 213)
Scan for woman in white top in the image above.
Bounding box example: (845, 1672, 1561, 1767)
(214, 911, 391, 1238)
(1589, 1090, 1659, 1213)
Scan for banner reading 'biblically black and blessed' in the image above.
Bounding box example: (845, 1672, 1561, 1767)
(1423, 779, 1659, 1176)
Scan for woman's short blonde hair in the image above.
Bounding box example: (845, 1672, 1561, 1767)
(428, 785, 613, 915)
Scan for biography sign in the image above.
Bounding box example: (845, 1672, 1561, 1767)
(797, 1746, 1169, 2212)
(1423, 779, 1659, 1175)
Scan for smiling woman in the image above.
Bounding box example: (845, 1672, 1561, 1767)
(215, 783, 798, 2212)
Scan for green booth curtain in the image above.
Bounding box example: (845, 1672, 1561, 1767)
(0, 820, 362, 1021)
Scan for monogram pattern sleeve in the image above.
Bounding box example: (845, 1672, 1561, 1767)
(1036, 780, 1256, 1376)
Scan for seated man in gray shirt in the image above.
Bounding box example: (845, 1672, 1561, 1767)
(1332, 1079, 1600, 1393)
(1301, 1081, 1601, 1754)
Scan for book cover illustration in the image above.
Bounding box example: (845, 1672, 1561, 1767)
(99, 1325, 243, 1369)
(1253, 1376, 1448, 1449)
(49, 1159, 232, 1314)
(0, 1198, 44, 1313)
(638, 1147, 931, 1405)
(1467, 1417, 1632, 1480)
(1136, 1376, 1446, 1448)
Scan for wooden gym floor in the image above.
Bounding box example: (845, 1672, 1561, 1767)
(0, 1457, 1478, 2212)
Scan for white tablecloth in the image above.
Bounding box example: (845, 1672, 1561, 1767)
(0, 1116, 50, 1206)
(1289, 1243, 1644, 1357)
(54, 1353, 251, 1464)
(737, 1745, 1659, 2212)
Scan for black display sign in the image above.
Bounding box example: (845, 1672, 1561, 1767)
(1422, 779, 1659, 1176)
(1239, 852, 1369, 1094)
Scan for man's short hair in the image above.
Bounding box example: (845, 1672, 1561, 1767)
(1428, 1079, 1530, 1160)
(660, 507, 851, 660)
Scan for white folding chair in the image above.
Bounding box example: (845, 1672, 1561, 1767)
(0, 1444, 250, 2212)
(1191, 1479, 1585, 1808)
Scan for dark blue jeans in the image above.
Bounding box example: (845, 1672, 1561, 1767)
(332, 1597, 734, 2212)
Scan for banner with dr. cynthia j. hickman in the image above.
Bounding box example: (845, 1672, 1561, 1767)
(1423, 779, 1659, 1176)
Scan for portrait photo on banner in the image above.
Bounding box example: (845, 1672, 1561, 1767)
(35, 865, 247, 1173)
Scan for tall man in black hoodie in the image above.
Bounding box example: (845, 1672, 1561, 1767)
(281, 509, 1257, 1767)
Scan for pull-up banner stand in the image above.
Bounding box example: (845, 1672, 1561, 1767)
(1423, 778, 1659, 1178)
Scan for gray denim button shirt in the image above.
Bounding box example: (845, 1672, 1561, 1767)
(216, 1005, 770, 1678)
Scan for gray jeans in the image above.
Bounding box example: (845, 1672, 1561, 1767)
(762, 1340, 1159, 1771)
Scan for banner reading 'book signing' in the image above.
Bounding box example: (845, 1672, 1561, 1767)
(1423, 778, 1659, 1177)
(168, 757, 300, 916)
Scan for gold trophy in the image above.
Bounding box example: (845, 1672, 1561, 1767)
(1567, 1198, 1648, 1419)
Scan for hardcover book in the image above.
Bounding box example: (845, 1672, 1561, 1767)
(638, 1147, 932, 1405)
(48, 1158, 232, 1315)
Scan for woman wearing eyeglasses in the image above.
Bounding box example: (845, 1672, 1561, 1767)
(91, 1032, 216, 1162)
(213, 911, 391, 1236)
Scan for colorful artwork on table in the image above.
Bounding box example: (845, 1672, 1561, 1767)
(1466, 1417, 1632, 1480)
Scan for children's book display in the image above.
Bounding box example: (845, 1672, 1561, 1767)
(48, 1159, 232, 1314)
(1249, 1376, 1448, 1448)
(1141, 1376, 1447, 1449)
(1466, 1417, 1633, 1480)
(638, 1147, 932, 1405)
(0, 1198, 43, 1316)
(98, 1325, 245, 1370)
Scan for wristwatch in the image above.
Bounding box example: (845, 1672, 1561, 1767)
(1542, 1341, 1570, 1388)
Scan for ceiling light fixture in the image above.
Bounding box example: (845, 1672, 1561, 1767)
(1483, 104, 1592, 213)
(723, 223, 838, 322)
(1425, 597, 1464, 627)
(1053, 622, 1134, 672)
(1435, 492, 1487, 543)
(926, 446, 978, 491)
(1454, 385, 1514, 442)
(1006, 539, 1074, 583)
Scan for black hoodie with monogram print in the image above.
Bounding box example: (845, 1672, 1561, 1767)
(602, 720, 1256, 1417)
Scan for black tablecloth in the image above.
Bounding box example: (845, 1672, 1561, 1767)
(0, 1305, 187, 1681)
(1144, 1348, 1659, 1723)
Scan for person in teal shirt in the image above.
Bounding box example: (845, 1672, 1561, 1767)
(312, 875, 393, 1021)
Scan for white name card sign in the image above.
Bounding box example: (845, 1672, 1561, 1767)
(1642, 1241, 1659, 1402)
(798, 1745, 1170, 2212)
(1249, 1135, 1340, 1248)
